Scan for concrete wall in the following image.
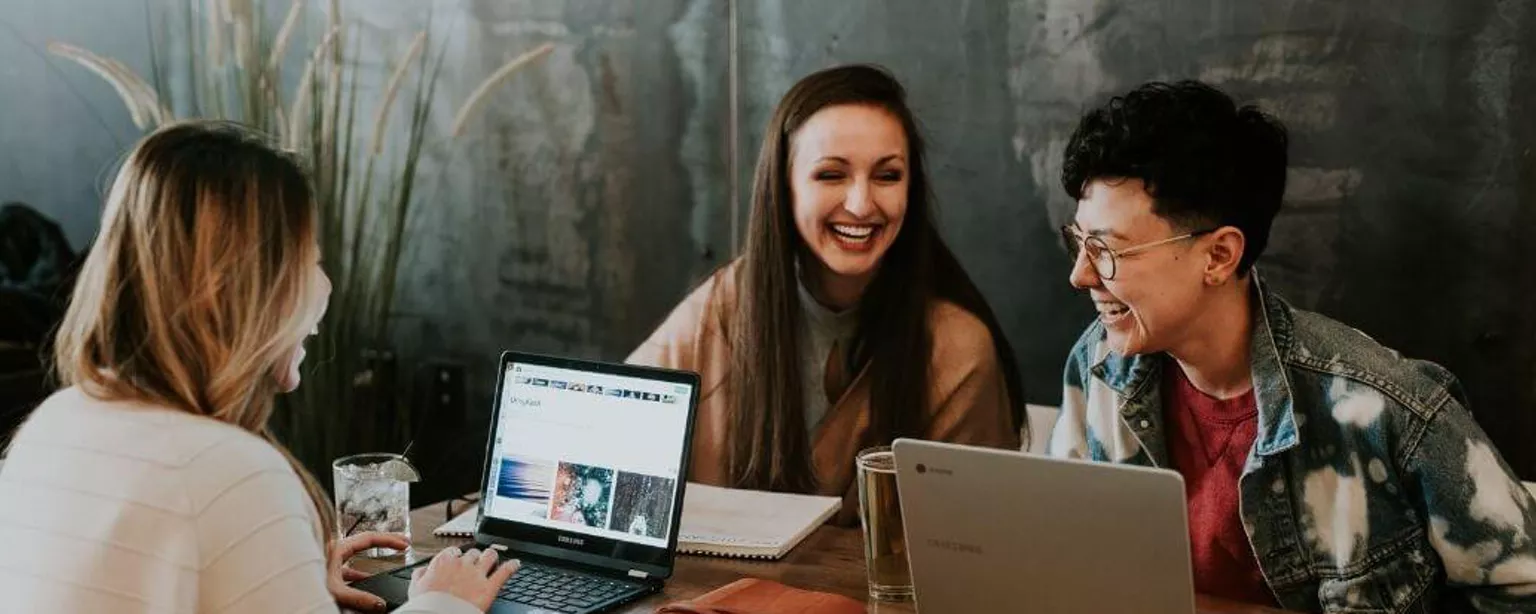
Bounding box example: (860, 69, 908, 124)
(1, 0, 150, 249)
(3, 0, 1535, 476)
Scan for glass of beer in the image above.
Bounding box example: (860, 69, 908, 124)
(857, 446, 913, 601)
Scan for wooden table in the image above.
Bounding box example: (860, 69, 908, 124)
(351, 501, 1300, 613)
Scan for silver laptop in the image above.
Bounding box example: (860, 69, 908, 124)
(892, 439, 1196, 614)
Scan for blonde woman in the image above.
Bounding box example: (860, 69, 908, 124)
(0, 121, 517, 613)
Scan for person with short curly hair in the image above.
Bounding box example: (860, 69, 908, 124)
(1048, 80, 1536, 612)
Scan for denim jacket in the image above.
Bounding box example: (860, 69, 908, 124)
(1047, 275, 1536, 613)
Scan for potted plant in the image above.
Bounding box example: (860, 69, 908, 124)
(47, 0, 551, 478)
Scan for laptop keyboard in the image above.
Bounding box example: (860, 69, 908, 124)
(388, 558, 641, 612)
(496, 560, 641, 612)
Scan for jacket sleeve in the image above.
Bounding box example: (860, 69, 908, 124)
(1409, 393, 1536, 612)
(921, 305, 1020, 452)
(626, 274, 719, 371)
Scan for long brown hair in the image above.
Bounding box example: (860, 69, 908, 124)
(727, 64, 1025, 492)
(53, 120, 336, 542)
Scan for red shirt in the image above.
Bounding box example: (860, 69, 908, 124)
(1162, 364, 1277, 607)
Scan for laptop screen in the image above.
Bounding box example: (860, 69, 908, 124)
(482, 360, 693, 552)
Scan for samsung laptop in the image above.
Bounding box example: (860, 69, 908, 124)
(892, 439, 1196, 614)
(356, 351, 700, 614)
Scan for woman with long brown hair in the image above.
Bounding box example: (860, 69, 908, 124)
(629, 65, 1023, 519)
(0, 121, 516, 613)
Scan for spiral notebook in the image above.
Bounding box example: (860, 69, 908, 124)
(433, 484, 841, 559)
(676, 483, 842, 560)
(433, 506, 479, 537)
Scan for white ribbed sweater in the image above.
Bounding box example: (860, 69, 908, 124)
(0, 387, 476, 614)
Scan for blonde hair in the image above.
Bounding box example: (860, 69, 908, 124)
(54, 120, 335, 543)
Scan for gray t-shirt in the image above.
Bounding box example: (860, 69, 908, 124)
(796, 280, 859, 432)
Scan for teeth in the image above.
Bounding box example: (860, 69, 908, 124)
(832, 224, 876, 239)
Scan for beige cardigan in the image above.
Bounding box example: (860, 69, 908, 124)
(628, 262, 1019, 524)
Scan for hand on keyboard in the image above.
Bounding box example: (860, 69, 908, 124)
(409, 546, 523, 611)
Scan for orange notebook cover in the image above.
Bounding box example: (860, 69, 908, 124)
(656, 578, 866, 614)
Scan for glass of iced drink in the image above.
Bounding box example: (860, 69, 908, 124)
(333, 453, 418, 557)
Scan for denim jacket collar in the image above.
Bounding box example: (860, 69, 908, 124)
(1089, 272, 1301, 461)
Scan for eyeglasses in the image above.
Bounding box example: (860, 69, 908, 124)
(1059, 224, 1216, 281)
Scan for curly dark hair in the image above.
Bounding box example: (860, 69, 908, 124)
(1061, 80, 1289, 274)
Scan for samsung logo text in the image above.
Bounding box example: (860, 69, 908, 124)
(928, 539, 984, 555)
